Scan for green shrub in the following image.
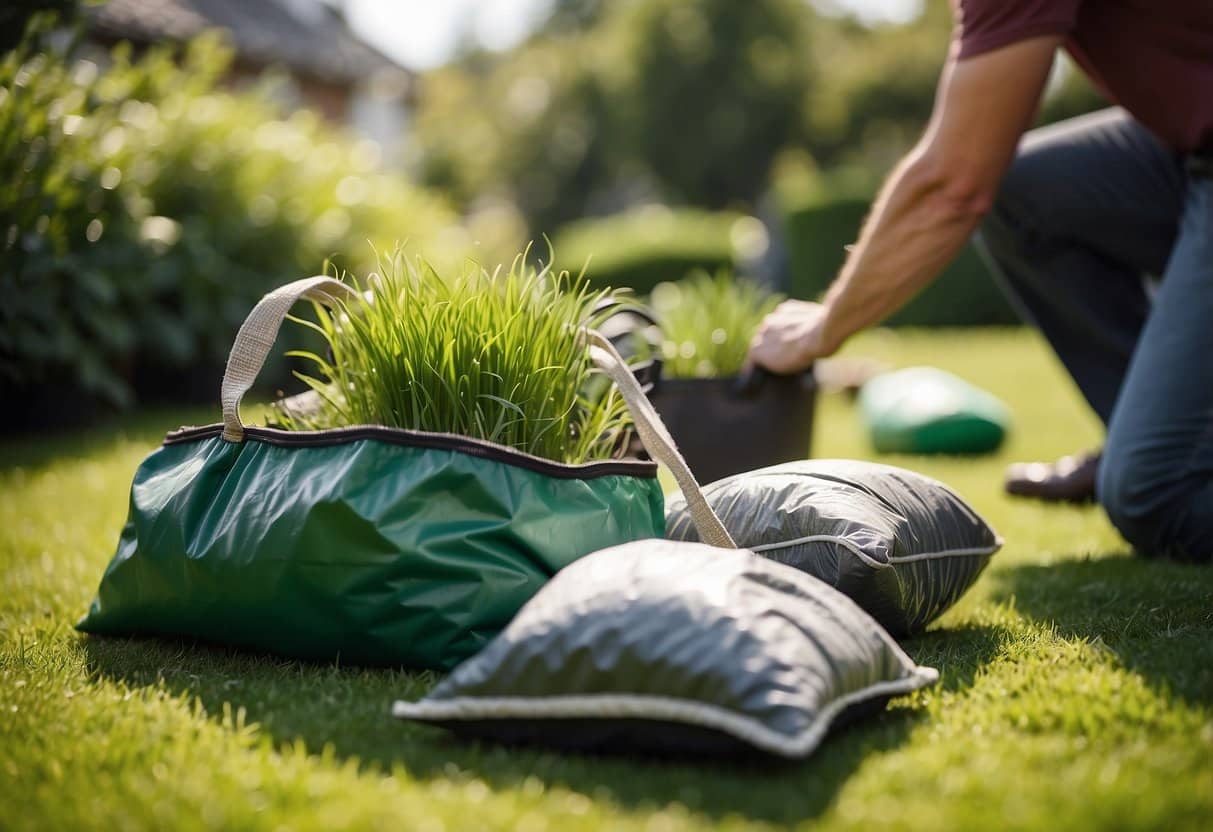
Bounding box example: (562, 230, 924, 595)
(121, 58, 458, 396)
(0, 20, 151, 409)
(274, 251, 631, 465)
(551, 206, 753, 295)
(781, 196, 1019, 327)
(650, 271, 782, 378)
(0, 18, 459, 417)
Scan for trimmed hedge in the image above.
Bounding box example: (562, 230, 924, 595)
(551, 198, 1018, 326)
(551, 207, 749, 295)
(782, 197, 1019, 326)
(1, 20, 459, 424)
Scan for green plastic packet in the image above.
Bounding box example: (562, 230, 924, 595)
(859, 366, 1011, 456)
(77, 278, 733, 670)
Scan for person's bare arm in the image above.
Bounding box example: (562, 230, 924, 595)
(749, 35, 1062, 373)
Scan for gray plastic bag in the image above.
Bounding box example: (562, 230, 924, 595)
(666, 459, 1001, 635)
(393, 539, 938, 759)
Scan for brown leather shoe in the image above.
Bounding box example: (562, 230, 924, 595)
(1004, 450, 1101, 503)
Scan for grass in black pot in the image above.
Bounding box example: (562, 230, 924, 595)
(649, 270, 783, 379)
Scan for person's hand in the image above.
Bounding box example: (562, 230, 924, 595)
(747, 299, 838, 374)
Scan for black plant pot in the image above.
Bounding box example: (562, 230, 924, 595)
(652, 368, 817, 485)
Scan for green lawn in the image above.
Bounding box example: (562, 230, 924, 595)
(2, 329, 1210, 831)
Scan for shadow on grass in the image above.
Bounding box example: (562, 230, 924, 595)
(80, 622, 1007, 825)
(903, 623, 1014, 693)
(0, 406, 214, 471)
(991, 553, 1213, 704)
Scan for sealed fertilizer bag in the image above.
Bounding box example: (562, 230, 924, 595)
(77, 270, 732, 670)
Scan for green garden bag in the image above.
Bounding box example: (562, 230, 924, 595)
(859, 367, 1011, 456)
(76, 277, 733, 669)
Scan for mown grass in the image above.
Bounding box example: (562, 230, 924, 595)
(2, 329, 1211, 831)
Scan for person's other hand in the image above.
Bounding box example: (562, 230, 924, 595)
(747, 299, 837, 374)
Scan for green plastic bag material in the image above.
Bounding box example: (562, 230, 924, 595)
(76, 278, 733, 670)
(859, 367, 1011, 456)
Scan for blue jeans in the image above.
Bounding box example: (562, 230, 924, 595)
(978, 108, 1213, 563)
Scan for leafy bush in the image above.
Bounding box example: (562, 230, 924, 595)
(1, 21, 154, 409)
(650, 271, 782, 378)
(274, 251, 631, 465)
(552, 206, 761, 295)
(781, 195, 1018, 327)
(0, 19, 459, 418)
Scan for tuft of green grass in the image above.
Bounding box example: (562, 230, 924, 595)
(271, 250, 631, 464)
(650, 271, 782, 379)
(2, 330, 1211, 831)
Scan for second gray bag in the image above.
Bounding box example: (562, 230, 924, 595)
(665, 459, 1002, 635)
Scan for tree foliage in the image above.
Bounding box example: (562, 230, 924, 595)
(610, 0, 814, 208)
(413, 0, 1108, 237)
(414, 0, 815, 234)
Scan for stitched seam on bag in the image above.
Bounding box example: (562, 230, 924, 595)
(391, 668, 938, 758)
(887, 544, 1002, 564)
(161, 423, 660, 480)
(748, 534, 1000, 566)
(748, 534, 892, 569)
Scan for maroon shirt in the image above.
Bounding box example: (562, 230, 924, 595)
(953, 0, 1213, 152)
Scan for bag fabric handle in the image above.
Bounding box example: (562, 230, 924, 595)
(221, 276, 360, 441)
(587, 331, 736, 549)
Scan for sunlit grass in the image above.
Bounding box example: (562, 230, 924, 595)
(1, 330, 1210, 831)
(272, 250, 631, 464)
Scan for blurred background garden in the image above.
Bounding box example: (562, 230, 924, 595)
(1, 0, 1107, 430)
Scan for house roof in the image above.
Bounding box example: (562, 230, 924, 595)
(85, 0, 409, 87)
